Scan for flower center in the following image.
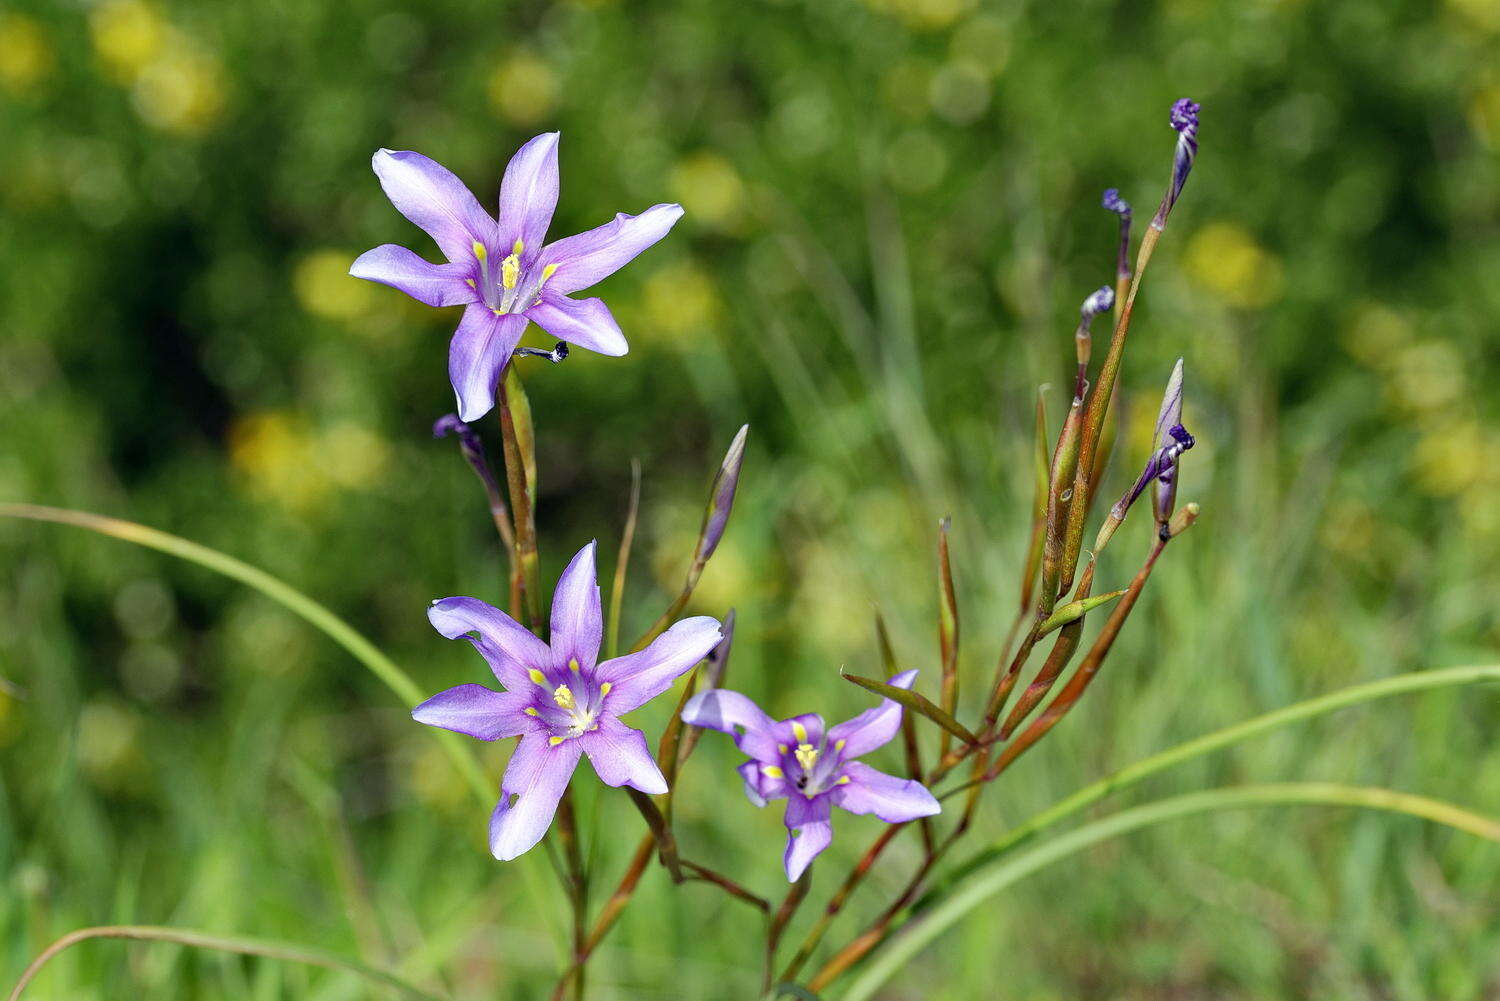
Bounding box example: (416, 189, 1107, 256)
(473, 238, 560, 316)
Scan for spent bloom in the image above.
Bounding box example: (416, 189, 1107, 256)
(351, 133, 683, 421)
(1153, 98, 1200, 229)
(681, 670, 940, 881)
(1102, 187, 1132, 279)
(414, 542, 721, 860)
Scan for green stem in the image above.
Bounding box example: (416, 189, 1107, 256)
(7, 925, 445, 1001)
(0, 503, 492, 806)
(842, 782, 1500, 1001)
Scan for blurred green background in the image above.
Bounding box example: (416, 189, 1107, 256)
(3, 0, 1500, 997)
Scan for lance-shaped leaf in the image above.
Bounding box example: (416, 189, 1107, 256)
(841, 671, 978, 747)
(936, 518, 960, 758)
(1036, 590, 1127, 637)
(1018, 388, 1050, 613)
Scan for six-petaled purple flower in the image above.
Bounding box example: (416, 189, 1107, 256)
(413, 542, 721, 860)
(351, 133, 684, 421)
(681, 670, 941, 881)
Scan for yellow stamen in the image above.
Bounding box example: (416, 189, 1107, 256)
(500, 253, 520, 290)
(552, 684, 575, 709)
(834, 739, 846, 753)
(528, 668, 548, 686)
(600, 682, 612, 696)
(794, 743, 819, 771)
(762, 765, 784, 778)
(465, 278, 475, 288)
(524, 707, 539, 717)
(512, 238, 525, 255)
(568, 658, 581, 672)
(472, 242, 487, 261)
(549, 735, 566, 746)
(791, 721, 809, 744)
(836, 775, 851, 785)
(777, 743, 789, 755)
(539, 262, 559, 285)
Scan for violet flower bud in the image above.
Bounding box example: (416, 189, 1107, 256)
(434, 413, 510, 540)
(693, 424, 749, 569)
(1102, 188, 1132, 279)
(1095, 359, 1194, 550)
(1074, 285, 1115, 396)
(1152, 98, 1200, 230)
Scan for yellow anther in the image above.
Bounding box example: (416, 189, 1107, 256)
(500, 253, 520, 290)
(548, 735, 566, 746)
(568, 658, 580, 672)
(528, 668, 548, 686)
(836, 775, 851, 785)
(552, 684, 575, 709)
(762, 765, 784, 778)
(794, 743, 819, 771)
(512, 238, 525, 255)
(777, 743, 789, 755)
(539, 262, 559, 284)
(472, 241, 487, 260)
(524, 707, 539, 717)
(791, 721, 809, 744)
(834, 739, 846, 753)
(465, 278, 476, 288)
(600, 682, 612, 696)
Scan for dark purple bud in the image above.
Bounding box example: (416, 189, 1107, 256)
(434, 413, 511, 538)
(694, 424, 749, 568)
(1102, 188, 1133, 279)
(1153, 98, 1200, 229)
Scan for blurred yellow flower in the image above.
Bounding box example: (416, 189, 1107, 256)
(642, 260, 722, 341)
(1468, 81, 1500, 147)
(90, 0, 166, 83)
(0, 13, 55, 96)
(229, 412, 331, 511)
(487, 50, 559, 126)
(1184, 222, 1284, 309)
(1387, 339, 1465, 417)
(295, 249, 377, 321)
(77, 699, 146, 791)
(1341, 303, 1412, 368)
(132, 42, 225, 135)
(671, 151, 747, 233)
(1411, 419, 1482, 496)
(321, 421, 391, 490)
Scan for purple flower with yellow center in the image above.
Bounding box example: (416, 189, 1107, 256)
(681, 670, 940, 881)
(351, 133, 684, 421)
(414, 542, 721, 861)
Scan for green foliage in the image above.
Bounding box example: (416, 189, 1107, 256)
(2, 0, 1499, 996)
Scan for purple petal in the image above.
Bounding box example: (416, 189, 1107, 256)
(527, 293, 629, 357)
(427, 596, 552, 691)
(680, 686, 781, 761)
(449, 306, 527, 422)
(349, 244, 478, 308)
(549, 542, 603, 673)
(371, 149, 497, 264)
(535, 203, 684, 295)
(826, 669, 918, 760)
(578, 716, 667, 794)
(1152, 358, 1185, 451)
(774, 713, 825, 751)
(497, 132, 559, 266)
(489, 731, 582, 861)
(596, 616, 722, 715)
(738, 760, 768, 807)
(832, 761, 941, 823)
(412, 683, 531, 741)
(783, 794, 833, 882)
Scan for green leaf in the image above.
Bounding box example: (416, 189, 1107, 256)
(841, 671, 978, 747)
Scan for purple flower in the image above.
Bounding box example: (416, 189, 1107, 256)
(681, 670, 940, 881)
(351, 134, 684, 421)
(1153, 98, 1200, 229)
(414, 542, 721, 860)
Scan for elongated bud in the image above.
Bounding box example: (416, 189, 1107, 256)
(1152, 98, 1200, 230)
(694, 424, 749, 567)
(1074, 285, 1114, 396)
(1167, 501, 1200, 538)
(1102, 188, 1133, 280)
(434, 414, 512, 544)
(1151, 358, 1187, 524)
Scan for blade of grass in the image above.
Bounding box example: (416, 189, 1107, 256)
(7, 925, 446, 1001)
(0, 503, 491, 805)
(842, 782, 1500, 1001)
